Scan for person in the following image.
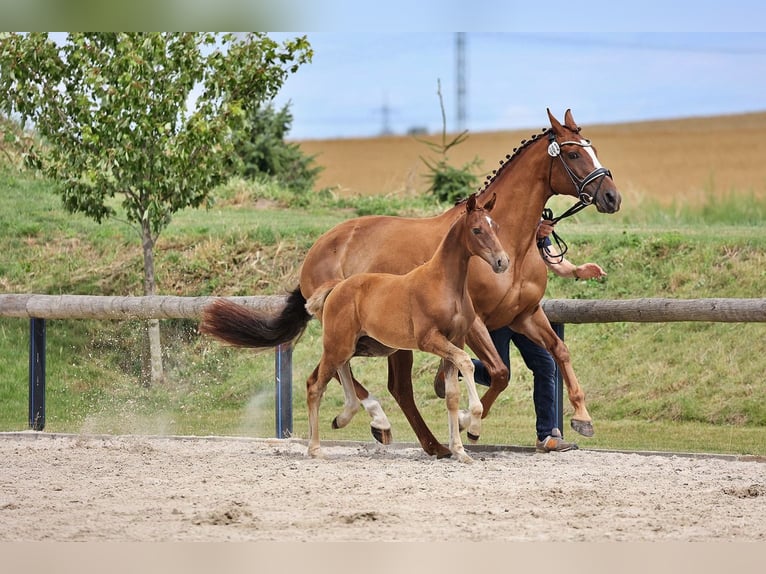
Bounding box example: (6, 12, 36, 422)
(434, 219, 606, 453)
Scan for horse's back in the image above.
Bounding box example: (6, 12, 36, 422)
(300, 212, 454, 296)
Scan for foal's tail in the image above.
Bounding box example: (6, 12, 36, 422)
(199, 286, 312, 350)
(304, 280, 341, 323)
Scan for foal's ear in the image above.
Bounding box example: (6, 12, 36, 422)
(466, 193, 477, 212)
(482, 192, 497, 213)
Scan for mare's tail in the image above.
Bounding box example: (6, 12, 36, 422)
(199, 286, 311, 350)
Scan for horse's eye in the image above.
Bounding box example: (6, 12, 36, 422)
(472, 228, 482, 235)
(568, 151, 579, 160)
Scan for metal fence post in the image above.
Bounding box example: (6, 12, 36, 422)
(274, 343, 293, 438)
(28, 318, 46, 431)
(552, 322, 564, 436)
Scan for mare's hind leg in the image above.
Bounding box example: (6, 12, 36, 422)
(388, 350, 452, 459)
(331, 362, 363, 430)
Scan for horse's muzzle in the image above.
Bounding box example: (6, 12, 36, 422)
(595, 188, 622, 213)
(493, 253, 510, 274)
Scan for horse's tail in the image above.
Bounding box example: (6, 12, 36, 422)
(199, 286, 312, 350)
(304, 280, 341, 323)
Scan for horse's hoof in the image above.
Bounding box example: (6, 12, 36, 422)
(454, 451, 474, 464)
(466, 431, 480, 443)
(331, 417, 339, 429)
(571, 418, 595, 437)
(371, 426, 393, 445)
(435, 449, 452, 459)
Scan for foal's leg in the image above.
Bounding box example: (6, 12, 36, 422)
(331, 362, 363, 430)
(441, 361, 471, 463)
(306, 363, 332, 458)
(421, 333, 484, 462)
(307, 340, 357, 458)
(444, 347, 484, 444)
(464, 317, 510, 421)
(346, 370, 393, 444)
(440, 349, 483, 463)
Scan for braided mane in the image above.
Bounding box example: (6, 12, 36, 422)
(452, 127, 547, 205)
(455, 123, 580, 205)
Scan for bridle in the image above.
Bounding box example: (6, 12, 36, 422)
(540, 129, 613, 263)
(546, 129, 612, 209)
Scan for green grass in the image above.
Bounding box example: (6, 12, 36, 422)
(1, 170, 765, 456)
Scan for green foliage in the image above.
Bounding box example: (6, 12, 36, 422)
(229, 102, 323, 197)
(417, 79, 482, 203)
(421, 155, 483, 204)
(0, 32, 312, 241)
(0, 114, 38, 171)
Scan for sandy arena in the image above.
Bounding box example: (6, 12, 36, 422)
(0, 432, 764, 542)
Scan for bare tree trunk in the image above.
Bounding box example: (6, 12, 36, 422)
(141, 218, 164, 386)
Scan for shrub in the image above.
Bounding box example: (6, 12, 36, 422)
(230, 102, 323, 195)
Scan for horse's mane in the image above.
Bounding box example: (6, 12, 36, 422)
(454, 124, 580, 205)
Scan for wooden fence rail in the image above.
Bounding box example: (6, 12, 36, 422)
(2, 294, 766, 437)
(3, 293, 766, 322)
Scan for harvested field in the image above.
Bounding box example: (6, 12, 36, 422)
(297, 111, 766, 204)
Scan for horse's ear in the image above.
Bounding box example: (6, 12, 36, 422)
(466, 193, 477, 212)
(547, 108, 565, 135)
(482, 192, 497, 213)
(563, 109, 579, 131)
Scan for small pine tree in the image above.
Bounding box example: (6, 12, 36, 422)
(417, 79, 482, 204)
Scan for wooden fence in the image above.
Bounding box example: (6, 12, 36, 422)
(2, 294, 766, 436)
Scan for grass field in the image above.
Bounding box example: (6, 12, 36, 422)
(1, 111, 765, 456)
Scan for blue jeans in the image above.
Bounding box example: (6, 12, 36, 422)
(472, 325, 563, 441)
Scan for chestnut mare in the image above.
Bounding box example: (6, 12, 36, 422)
(301, 193, 508, 461)
(199, 109, 621, 458)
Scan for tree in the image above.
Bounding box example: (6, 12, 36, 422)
(230, 102, 323, 197)
(0, 32, 312, 385)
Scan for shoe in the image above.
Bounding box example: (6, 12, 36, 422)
(535, 428, 579, 453)
(433, 360, 446, 399)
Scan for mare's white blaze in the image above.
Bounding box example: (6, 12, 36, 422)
(580, 138, 604, 169)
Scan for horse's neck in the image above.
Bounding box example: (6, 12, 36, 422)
(420, 218, 473, 295)
(480, 144, 551, 254)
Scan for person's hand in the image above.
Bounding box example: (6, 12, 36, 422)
(537, 219, 555, 240)
(574, 263, 607, 280)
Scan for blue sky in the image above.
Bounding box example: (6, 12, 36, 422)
(25, 2, 766, 141)
(270, 31, 766, 140)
